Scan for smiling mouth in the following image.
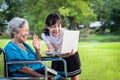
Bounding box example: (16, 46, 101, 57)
(53, 32, 59, 35)
(23, 36, 27, 39)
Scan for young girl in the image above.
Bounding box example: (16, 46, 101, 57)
(41, 13, 82, 80)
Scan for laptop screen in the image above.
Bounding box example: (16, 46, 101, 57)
(61, 31, 80, 54)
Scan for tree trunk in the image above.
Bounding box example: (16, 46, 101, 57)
(68, 16, 77, 30)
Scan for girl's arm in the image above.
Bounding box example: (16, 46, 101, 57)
(46, 44, 55, 52)
(57, 44, 62, 52)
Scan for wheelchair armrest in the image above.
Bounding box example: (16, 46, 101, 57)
(6, 60, 45, 65)
(42, 56, 61, 61)
(6, 60, 48, 79)
(42, 56, 67, 78)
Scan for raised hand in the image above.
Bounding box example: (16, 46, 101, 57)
(32, 34, 41, 51)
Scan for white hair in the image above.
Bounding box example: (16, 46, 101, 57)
(7, 17, 28, 38)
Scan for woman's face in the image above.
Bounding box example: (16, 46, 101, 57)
(47, 20, 62, 37)
(14, 23, 29, 42)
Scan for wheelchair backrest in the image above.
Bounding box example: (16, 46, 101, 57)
(0, 48, 11, 77)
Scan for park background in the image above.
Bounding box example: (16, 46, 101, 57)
(0, 0, 120, 80)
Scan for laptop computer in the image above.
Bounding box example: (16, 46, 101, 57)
(61, 30, 80, 54)
(44, 30, 80, 55)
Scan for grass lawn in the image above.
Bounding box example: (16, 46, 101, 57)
(0, 39, 120, 80)
(79, 42, 120, 80)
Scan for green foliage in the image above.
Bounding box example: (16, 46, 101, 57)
(1, 0, 120, 37)
(0, 0, 6, 22)
(20, 0, 66, 36)
(59, 0, 96, 26)
(91, 0, 120, 34)
(1, 0, 98, 36)
(0, 33, 10, 39)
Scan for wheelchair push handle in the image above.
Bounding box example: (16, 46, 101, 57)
(0, 48, 5, 54)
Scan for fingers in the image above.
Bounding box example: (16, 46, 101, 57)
(33, 34, 40, 42)
(32, 34, 41, 49)
(46, 49, 54, 52)
(67, 49, 75, 56)
(71, 49, 74, 53)
(33, 34, 40, 41)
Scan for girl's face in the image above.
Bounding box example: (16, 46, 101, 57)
(47, 20, 62, 37)
(14, 23, 29, 42)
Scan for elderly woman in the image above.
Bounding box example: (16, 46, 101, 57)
(4, 17, 65, 79)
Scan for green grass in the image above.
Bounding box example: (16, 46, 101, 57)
(0, 39, 120, 80)
(78, 42, 120, 80)
(80, 34, 120, 42)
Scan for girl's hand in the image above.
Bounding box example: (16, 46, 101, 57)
(32, 34, 41, 51)
(46, 49, 54, 52)
(45, 49, 56, 56)
(67, 49, 75, 56)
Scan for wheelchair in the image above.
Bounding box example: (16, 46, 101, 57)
(0, 48, 67, 80)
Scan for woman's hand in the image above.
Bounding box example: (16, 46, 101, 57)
(32, 34, 42, 60)
(32, 34, 41, 51)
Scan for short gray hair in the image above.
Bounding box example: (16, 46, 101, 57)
(7, 17, 28, 38)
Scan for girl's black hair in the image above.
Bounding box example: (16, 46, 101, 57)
(43, 13, 62, 36)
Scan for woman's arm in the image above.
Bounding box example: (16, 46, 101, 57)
(18, 66, 43, 77)
(32, 34, 42, 60)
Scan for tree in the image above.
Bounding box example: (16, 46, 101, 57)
(3, 0, 119, 35)
(0, 0, 8, 35)
(91, 0, 120, 34)
(109, 0, 120, 34)
(59, 0, 96, 29)
(0, 0, 98, 37)
(22, 0, 96, 34)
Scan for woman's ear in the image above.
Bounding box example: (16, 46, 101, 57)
(11, 31, 17, 38)
(12, 30, 17, 35)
